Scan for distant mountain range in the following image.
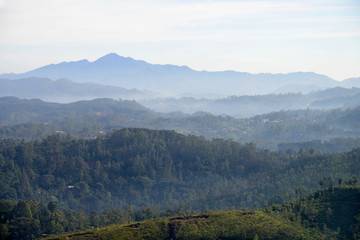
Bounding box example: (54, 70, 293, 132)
(0, 77, 148, 102)
(1, 53, 359, 96)
(1, 76, 360, 116)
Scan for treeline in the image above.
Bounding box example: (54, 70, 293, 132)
(1, 128, 359, 213)
(278, 138, 360, 153)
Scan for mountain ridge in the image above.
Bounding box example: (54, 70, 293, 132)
(0, 53, 349, 96)
(1, 96, 360, 150)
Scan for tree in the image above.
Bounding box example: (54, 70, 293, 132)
(351, 176, 359, 186)
(47, 202, 58, 213)
(338, 178, 344, 186)
(89, 211, 100, 228)
(295, 187, 307, 199)
(328, 176, 334, 189)
(14, 200, 32, 218)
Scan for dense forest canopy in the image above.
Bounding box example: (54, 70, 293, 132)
(1, 128, 359, 214)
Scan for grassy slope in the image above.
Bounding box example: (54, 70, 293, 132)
(43, 211, 318, 240)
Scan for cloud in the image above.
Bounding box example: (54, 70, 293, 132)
(1, 0, 359, 45)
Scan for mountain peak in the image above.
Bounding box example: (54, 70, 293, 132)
(95, 53, 130, 63)
(101, 52, 120, 58)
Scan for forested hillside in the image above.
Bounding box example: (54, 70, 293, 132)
(1, 128, 359, 214)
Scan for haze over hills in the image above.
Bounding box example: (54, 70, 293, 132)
(2, 53, 357, 97)
(0, 96, 153, 126)
(137, 87, 360, 117)
(341, 77, 360, 88)
(1, 96, 360, 151)
(2, 77, 360, 117)
(0, 77, 148, 102)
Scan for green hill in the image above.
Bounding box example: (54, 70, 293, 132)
(43, 211, 314, 240)
(41, 186, 360, 240)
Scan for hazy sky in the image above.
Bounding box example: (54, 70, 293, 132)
(0, 0, 359, 80)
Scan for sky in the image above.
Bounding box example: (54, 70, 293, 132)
(0, 0, 359, 81)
